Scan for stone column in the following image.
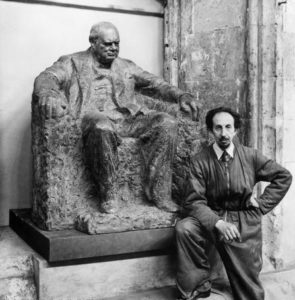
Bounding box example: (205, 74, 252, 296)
(277, 0, 295, 268)
(164, 0, 180, 87)
(247, 0, 287, 271)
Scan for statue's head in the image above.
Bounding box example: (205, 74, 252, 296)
(89, 22, 120, 65)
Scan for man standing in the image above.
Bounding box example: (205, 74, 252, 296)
(175, 107, 292, 300)
(33, 22, 197, 214)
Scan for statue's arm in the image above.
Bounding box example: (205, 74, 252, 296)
(132, 63, 198, 121)
(33, 56, 71, 119)
(132, 65, 185, 103)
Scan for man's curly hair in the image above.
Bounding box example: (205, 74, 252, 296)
(205, 107, 241, 131)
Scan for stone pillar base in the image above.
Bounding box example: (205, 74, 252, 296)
(33, 254, 175, 300)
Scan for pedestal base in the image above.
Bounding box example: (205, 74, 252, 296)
(33, 254, 176, 300)
(9, 209, 174, 263)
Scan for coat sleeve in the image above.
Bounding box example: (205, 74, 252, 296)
(255, 151, 292, 214)
(33, 55, 72, 98)
(183, 161, 222, 231)
(130, 62, 191, 104)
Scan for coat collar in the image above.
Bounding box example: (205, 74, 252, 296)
(213, 142, 235, 160)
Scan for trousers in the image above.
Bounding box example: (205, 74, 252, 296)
(175, 209, 264, 300)
(81, 110, 178, 213)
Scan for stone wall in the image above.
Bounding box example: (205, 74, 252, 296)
(164, 0, 248, 143)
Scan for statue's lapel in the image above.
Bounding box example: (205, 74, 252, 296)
(111, 59, 125, 104)
(78, 51, 93, 104)
(71, 50, 93, 117)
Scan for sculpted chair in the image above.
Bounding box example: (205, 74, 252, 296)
(31, 88, 202, 234)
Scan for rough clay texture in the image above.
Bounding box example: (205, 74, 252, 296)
(32, 95, 202, 233)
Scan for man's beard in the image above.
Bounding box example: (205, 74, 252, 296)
(218, 138, 230, 149)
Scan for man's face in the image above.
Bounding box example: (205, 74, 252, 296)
(211, 112, 237, 150)
(92, 28, 120, 64)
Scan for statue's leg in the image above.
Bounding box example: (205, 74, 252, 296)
(81, 112, 121, 214)
(124, 112, 179, 212)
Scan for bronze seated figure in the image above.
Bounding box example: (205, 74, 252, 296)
(31, 22, 200, 234)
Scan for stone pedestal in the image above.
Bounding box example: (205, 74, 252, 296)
(31, 251, 295, 300)
(34, 254, 176, 300)
(9, 209, 175, 263)
(9, 209, 228, 299)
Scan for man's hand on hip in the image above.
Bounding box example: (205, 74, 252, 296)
(249, 196, 260, 208)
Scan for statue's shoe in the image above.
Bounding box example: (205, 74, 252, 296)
(100, 200, 118, 214)
(176, 290, 210, 300)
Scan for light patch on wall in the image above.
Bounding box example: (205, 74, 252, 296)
(281, 161, 295, 267)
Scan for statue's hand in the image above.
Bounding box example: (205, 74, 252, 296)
(179, 94, 199, 121)
(39, 93, 68, 119)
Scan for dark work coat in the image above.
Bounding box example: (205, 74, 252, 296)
(183, 142, 292, 231)
(176, 142, 292, 300)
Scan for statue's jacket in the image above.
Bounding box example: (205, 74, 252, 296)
(183, 142, 293, 231)
(33, 48, 186, 118)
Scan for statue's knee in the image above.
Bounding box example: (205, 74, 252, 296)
(94, 121, 114, 132)
(166, 117, 177, 130)
(154, 113, 177, 132)
(82, 112, 113, 134)
(161, 112, 176, 124)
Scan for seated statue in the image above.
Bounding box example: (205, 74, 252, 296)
(32, 22, 199, 232)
